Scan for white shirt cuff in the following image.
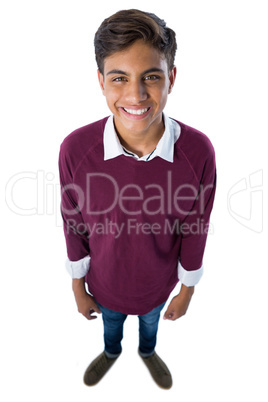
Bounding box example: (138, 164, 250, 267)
(178, 262, 204, 287)
(65, 255, 90, 279)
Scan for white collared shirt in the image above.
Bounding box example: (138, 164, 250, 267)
(103, 113, 181, 162)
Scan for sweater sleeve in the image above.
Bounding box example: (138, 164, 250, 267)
(178, 142, 216, 286)
(59, 142, 90, 278)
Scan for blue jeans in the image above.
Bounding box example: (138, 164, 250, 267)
(96, 302, 166, 359)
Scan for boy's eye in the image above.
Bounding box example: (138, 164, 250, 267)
(113, 77, 127, 82)
(144, 75, 160, 81)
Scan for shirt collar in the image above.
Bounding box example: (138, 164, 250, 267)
(103, 113, 181, 163)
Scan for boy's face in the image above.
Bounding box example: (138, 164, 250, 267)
(98, 40, 176, 138)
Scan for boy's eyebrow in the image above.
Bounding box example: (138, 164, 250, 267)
(142, 67, 165, 75)
(106, 69, 128, 76)
(106, 67, 165, 76)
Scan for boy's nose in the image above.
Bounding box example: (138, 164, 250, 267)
(125, 81, 148, 103)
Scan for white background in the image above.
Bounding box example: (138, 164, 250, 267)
(1, 0, 267, 401)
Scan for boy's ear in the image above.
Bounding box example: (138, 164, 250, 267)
(168, 66, 177, 94)
(97, 70, 105, 94)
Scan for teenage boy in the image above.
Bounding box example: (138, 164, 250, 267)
(59, 9, 216, 390)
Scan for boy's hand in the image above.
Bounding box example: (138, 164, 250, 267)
(163, 285, 194, 321)
(72, 278, 101, 320)
(75, 292, 101, 320)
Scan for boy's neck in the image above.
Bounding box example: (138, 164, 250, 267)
(114, 116, 165, 158)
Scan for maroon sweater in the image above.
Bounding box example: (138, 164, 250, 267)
(59, 117, 216, 315)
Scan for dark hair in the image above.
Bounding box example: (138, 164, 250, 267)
(94, 9, 177, 74)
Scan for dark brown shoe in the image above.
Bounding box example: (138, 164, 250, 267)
(139, 350, 173, 389)
(83, 352, 119, 386)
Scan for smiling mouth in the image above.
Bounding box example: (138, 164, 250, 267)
(123, 107, 150, 115)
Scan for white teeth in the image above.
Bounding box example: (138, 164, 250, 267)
(123, 107, 149, 115)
